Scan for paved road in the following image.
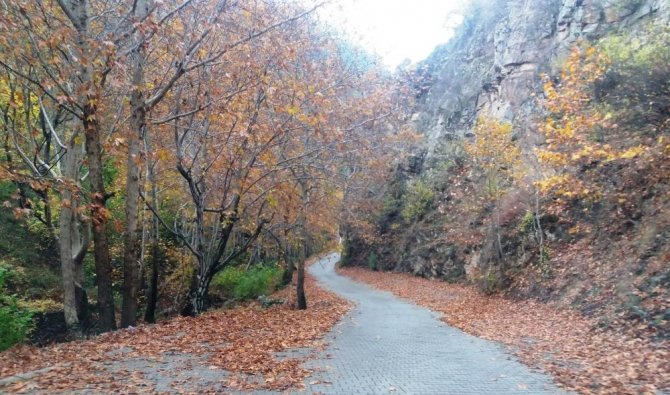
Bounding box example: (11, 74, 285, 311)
(302, 253, 570, 395)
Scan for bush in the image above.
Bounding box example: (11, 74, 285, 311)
(25, 298, 61, 313)
(517, 211, 535, 235)
(213, 266, 245, 296)
(212, 264, 283, 301)
(480, 270, 502, 294)
(366, 251, 378, 271)
(234, 267, 281, 300)
(0, 267, 33, 351)
(400, 180, 434, 223)
(24, 266, 61, 300)
(539, 246, 552, 278)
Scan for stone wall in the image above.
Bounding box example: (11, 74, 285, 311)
(415, 0, 667, 148)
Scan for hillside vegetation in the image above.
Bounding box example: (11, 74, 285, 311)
(344, 17, 670, 340)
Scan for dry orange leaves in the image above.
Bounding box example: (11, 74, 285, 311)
(0, 273, 350, 393)
(339, 266, 669, 395)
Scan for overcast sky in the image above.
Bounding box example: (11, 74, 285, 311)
(319, 0, 464, 68)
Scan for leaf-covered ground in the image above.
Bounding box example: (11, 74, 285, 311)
(339, 266, 669, 395)
(0, 272, 350, 393)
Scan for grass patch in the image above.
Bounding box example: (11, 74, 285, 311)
(212, 264, 283, 301)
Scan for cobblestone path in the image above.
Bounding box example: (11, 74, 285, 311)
(301, 253, 570, 395)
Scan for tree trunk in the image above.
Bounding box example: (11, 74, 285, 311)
(59, 126, 91, 334)
(84, 107, 116, 332)
(144, 233, 159, 323)
(58, 0, 116, 332)
(58, 161, 79, 332)
(120, 101, 144, 327)
(182, 263, 208, 316)
(193, 279, 208, 315)
(296, 241, 307, 310)
(121, 0, 151, 328)
(143, 133, 160, 324)
(59, 224, 78, 329)
(296, 263, 307, 309)
(73, 247, 90, 330)
(293, 179, 309, 310)
(281, 241, 294, 285)
(181, 214, 266, 316)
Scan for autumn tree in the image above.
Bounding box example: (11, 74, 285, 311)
(0, 0, 415, 332)
(465, 116, 521, 260)
(141, 2, 413, 314)
(0, 0, 126, 332)
(0, 70, 93, 331)
(135, 2, 323, 314)
(263, 27, 402, 309)
(336, 72, 418, 266)
(119, 0, 233, 327)
(536, 41, 669, 211)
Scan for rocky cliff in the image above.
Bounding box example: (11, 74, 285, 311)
(416, 0, 667, 145)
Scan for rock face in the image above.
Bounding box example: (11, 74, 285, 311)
(415, 0, 668, 147)
(365, 0, 670, 282)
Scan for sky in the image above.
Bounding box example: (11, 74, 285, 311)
(319, 0, 464, 68)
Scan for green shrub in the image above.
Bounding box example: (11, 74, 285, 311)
(0, 267, 34, 351)
(400, 180, 435, 223)
(481, 270, 502, 294)
(25, 298, 61, 313)
(0, 261, 61, 300)
(380, 194, 402, 220)
(212, 264, 283, 301)
(599, 29, 670, 73)
(213, 266, 245, 297)
(366, 251, 378, 271)
(539, 246, 552, 278)
(517, 211, 535, 235)
(24, 266, 61, 299)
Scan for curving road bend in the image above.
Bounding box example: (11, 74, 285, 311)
(301, 253, 570, 395)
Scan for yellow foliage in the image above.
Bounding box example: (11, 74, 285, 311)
(537, 44, 657, 204)
(617, 146, 645, 160)
(465, 116, 522, 200)
(536, 149, 568, 166)
(22, 298, 61, 313)
(286, 105, 300, 116)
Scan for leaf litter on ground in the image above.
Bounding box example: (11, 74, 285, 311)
(0, 261, 350, 393)
(339, 266, 669, 395)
